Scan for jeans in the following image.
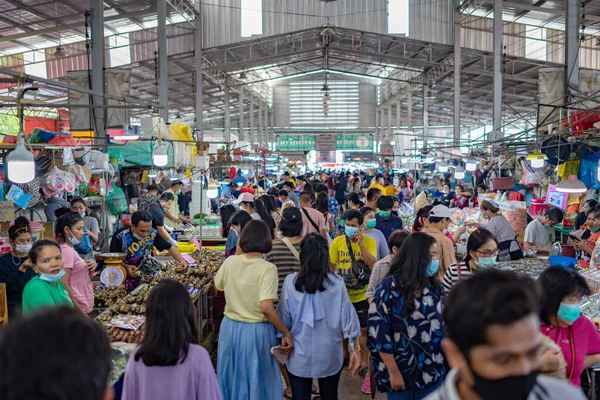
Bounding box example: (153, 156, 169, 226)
(386, 382, 441, 400)
(287, 368, 342, 400)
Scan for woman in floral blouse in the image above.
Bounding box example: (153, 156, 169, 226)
(367, 232, 447, 400)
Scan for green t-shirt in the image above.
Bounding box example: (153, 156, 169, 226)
(22, 276, 74, 315)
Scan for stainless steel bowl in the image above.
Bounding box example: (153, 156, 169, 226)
(100, 252, 127, 261)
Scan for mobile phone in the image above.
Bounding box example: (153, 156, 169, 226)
(569, 234, 580, 241)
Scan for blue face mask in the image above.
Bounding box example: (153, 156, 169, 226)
(69, 232, 80, 246)
(476, 256, 497, 270)
(133, 232, 146, 241)
(345, 226, 359, 239)
(557, 302, 581, 324)
(39, 269, 65, 283)
(426, 259, 440, 277)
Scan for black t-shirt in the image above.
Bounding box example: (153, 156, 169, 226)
(178, 194, 191, 216)
(0, 253, 34, 318)
(148, 202, 165, 229)
(334, 183, 346, 200)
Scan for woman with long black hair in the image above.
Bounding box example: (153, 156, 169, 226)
(255, 198, 277, 239)
(123, 279, 221, 399)
(368, 232, 447, 399)
(261, 195, 281, 231)
(278, 233, 361, 400)
(315, 192, 334, 238)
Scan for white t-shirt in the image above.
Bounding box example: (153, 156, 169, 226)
(524, 219, 555, 249)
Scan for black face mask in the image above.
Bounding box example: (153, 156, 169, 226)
(470, 367, 539, 400)
(391, 210, 399, 216)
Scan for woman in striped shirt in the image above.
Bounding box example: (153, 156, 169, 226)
(442, 228, 498, 293)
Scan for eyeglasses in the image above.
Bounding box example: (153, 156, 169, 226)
(476, 249, 498, 257)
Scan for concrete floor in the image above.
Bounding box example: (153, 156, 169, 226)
(286, 368, 386, 400)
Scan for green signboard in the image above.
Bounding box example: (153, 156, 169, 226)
(336, 135, 373, 151)
(277, 134, 373, 152)
(277, 135, 315, 151)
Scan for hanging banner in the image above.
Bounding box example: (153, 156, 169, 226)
(67, 71, 92, 131)
(106, 68, 131, 128)
(277, 135, 315, 151)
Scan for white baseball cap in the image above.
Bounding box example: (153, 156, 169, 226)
(429, 204, 457, 223)
(233, 192, 254, 204)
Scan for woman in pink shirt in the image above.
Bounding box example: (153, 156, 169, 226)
(538, 267, 600, 386)
(55, 208, 96, 314)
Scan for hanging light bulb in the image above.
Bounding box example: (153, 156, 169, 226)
(7, 131, 35, 184)
(527, 149, 548, 168)
(465, 158, 478, 172)
(153, 140, 168, 167)
(454, 167, 465, 180)
(147, 168, 157, 178)
(555, 175, 587, 194)
(438, 162, 450, 173)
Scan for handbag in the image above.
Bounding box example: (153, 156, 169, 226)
(497, 237, 524, 262)
(345, 234, 371, 288)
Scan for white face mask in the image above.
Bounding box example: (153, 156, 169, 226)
(15, 243, 32, 254)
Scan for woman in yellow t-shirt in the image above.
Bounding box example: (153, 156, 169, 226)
(214, 219, 293, 400)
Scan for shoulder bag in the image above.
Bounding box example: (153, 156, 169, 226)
(281, 237, 300, 261)
(301, 208, 320, 232)
(345, 234, 371, 288)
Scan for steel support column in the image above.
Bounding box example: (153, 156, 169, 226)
(224, 86, 231, 143)
(565, 0, 580, 102)
(157, 0, 168, 123)
(387, 105, 392, 141)
(453, 0, 461, 145)
(407, 93, 413, 132)
(238, 91, 244, 142)
(258, 103, 264, 146)
(396, 100, 401, 130)
(250, 98, 256, 147)
(423, 93, 429, 140)
(492, 0, 503, 134)
(194, 16, 203, 141)
(264, 106, 269, 146)
(90, 0, 105, 143)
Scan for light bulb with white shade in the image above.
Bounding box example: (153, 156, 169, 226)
(465, 159, 477, 172)
(207, 178, 219, 199)
(7, 131, 35, 184)
(454, 167, 465, 180)
(153, 141, 168, 167)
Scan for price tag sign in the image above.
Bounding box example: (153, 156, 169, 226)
(191, 237, 201, 251)
(0, 202, 15, 222)
(182, 254, 195, 264)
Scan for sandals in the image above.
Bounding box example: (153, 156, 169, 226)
(358, 366, 369, 377)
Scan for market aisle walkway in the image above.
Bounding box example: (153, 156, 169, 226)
(289, 367, 386, 400)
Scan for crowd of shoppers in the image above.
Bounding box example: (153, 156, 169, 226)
(2, 169, 599, 400)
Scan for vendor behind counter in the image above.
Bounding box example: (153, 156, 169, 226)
(109, 211, 188, 287)
(524, 208, 564, 254)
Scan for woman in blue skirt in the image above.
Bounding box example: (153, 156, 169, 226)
(215, 219, 294, 400)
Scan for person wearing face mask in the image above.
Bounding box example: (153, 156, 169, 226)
(524, 208, 564, 254)
(359, 207, 389, 259)
(392, 197, 400, 216)
(440, 184, 453, 207)
(442, 228, 498, 293)
(368, 233, 447, 399)
(22, 240, 73, 314)
(572, 208, 600, 268)
(0, 217, 35, 318)
(330, 209, 377, 394)
(54, 208, 95, 314)
(467, 200, 523, 261)
(428, 269, 586, 400)
(421, 205, 457, 278)
(70, 197, 99, 260)
(365, 230, 408, 301)
(375, 196, 403, 242)
(110, 211, 188, 287)
(538, 267, 600, 387)
(148, 192, 179, 247)
(226, 211, 252, 257)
